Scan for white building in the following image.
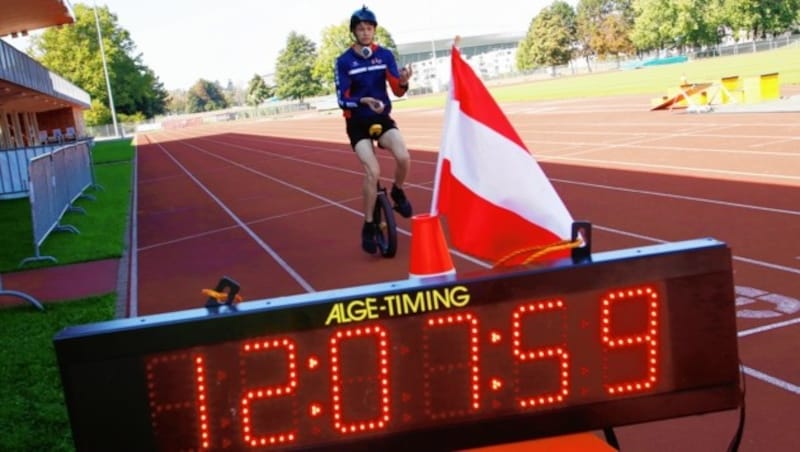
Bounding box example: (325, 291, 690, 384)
(397, 32, 524, 93)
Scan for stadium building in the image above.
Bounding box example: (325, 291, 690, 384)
(1, 0, 94, 203)
(397, 32, 524, 93)
(0, 0, 91, 152)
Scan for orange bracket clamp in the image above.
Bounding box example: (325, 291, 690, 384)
(202, 276, 242, 307)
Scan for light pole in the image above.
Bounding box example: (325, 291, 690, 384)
(430, 39, 438, 93)
(93, 2, 120, 137)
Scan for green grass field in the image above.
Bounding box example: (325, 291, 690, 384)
(0, 295, 115, 452)
(398, 44, 800, 109)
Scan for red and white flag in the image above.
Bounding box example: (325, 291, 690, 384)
(431, 45, 574, 265)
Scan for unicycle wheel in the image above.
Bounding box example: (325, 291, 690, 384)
(373, 187, 398, 258)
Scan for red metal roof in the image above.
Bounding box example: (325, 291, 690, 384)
(0, 0, 75, 38)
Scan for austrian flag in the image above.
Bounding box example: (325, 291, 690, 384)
(430, 45, 574, 265)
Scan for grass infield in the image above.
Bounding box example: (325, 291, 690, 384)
(398, 44, 800, 109)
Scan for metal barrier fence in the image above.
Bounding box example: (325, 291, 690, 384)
(1, 144, 58, 199)
(20, 142, 96, 267)
(0, 138, 95, 200)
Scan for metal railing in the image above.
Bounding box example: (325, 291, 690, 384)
(20, 142, 96, 267)
(0, 138, 94, 199)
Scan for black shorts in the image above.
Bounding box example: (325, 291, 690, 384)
(346, 116, 398, 149)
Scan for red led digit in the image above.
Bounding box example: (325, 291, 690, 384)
(511, 300, 570, 408)
(240, 338, 298, 447)
(423, 312, 481, 419)
(145, 353, 210, 450)
(600, 285, 660, 395)
(194, 355, 211, 449)
(329, 325, 391, 434)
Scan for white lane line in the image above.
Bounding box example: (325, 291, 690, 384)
(176, 132, 799, 275)
(736, 301, 800, 395)
(138, 199, 359, 252)
(152, 141, 315, 293)
(541, 154, 800, 182)
(738, 317, 800, 338)
(159, 131, 800, 274)
(129, 136, 140, 317)
(166, 132, 800, 281)
(553, 179, 800, 216)
(518, 129, 800, 145)
(175, 131, 800, 218)
(172, 136, 490, 269)
(742, 366, 800, 395)
(733, 256, 800, 275)
(168, 132, 799, 267)
(156, 132, 800, 396)
(595, 225, 800, 275)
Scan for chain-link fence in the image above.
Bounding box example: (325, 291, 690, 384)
(87, 33, 800, 138)
(85, 101, 314, 139)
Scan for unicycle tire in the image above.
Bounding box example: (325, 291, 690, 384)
(373, 188, 398, 258)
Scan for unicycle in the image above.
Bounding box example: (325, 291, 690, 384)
(373, 182, 398, 257)
(369, 122, 398, 258)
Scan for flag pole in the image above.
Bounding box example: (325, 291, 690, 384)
(429, 36, 461, 215)
(93, 1, 120, 138)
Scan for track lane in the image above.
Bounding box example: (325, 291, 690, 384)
(144, 119, 792, 314)
(136, 137, 320, 313)
(137, 130, 489, 314)
(134, 99, 800, 452)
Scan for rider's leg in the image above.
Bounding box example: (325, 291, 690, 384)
(354, 139, 380, 222)
(378, 129, 409, 189)
(378, 129, 412, 217)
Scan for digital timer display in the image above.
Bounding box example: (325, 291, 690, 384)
(54, 238, 741, 452)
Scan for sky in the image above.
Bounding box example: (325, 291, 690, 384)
(5, 0, 570, 91)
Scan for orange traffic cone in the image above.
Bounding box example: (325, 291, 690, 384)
(408, 213, 456, 279)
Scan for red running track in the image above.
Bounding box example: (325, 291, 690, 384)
(132, 94, 800, 451)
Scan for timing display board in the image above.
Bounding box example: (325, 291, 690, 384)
(54, 238, 740, 451)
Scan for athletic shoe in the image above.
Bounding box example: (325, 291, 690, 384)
(391, 184, 413, 218)
(361, 221, 378, 254)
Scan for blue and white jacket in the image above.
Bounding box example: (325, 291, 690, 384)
(335, 44, 408, 119)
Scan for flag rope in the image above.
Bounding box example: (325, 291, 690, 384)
(493, 238, 583, 268)
(202, 288, 243, 304)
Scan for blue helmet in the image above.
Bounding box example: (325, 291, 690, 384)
(350, 5, 377, 32)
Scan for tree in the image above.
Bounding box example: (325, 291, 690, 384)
(630, 0, 678, 52)
(517, 1, 577, 73)
(576, 0, 635, 68)
(720, 0, 800, 45)
(186, 79, 228, 113)
(220, 79, 246, 107)
(29, 4, 168, 125)
(672, 0, 719, 50)
(312, 22, 399, 94)
(631, 0, 719, 53)
(274, 32, 324, 101)
(515, 29, 536, 72)
(245, 74, 273, 106)
(166, 89, 188, 114)
(83, 99, 112, 125)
